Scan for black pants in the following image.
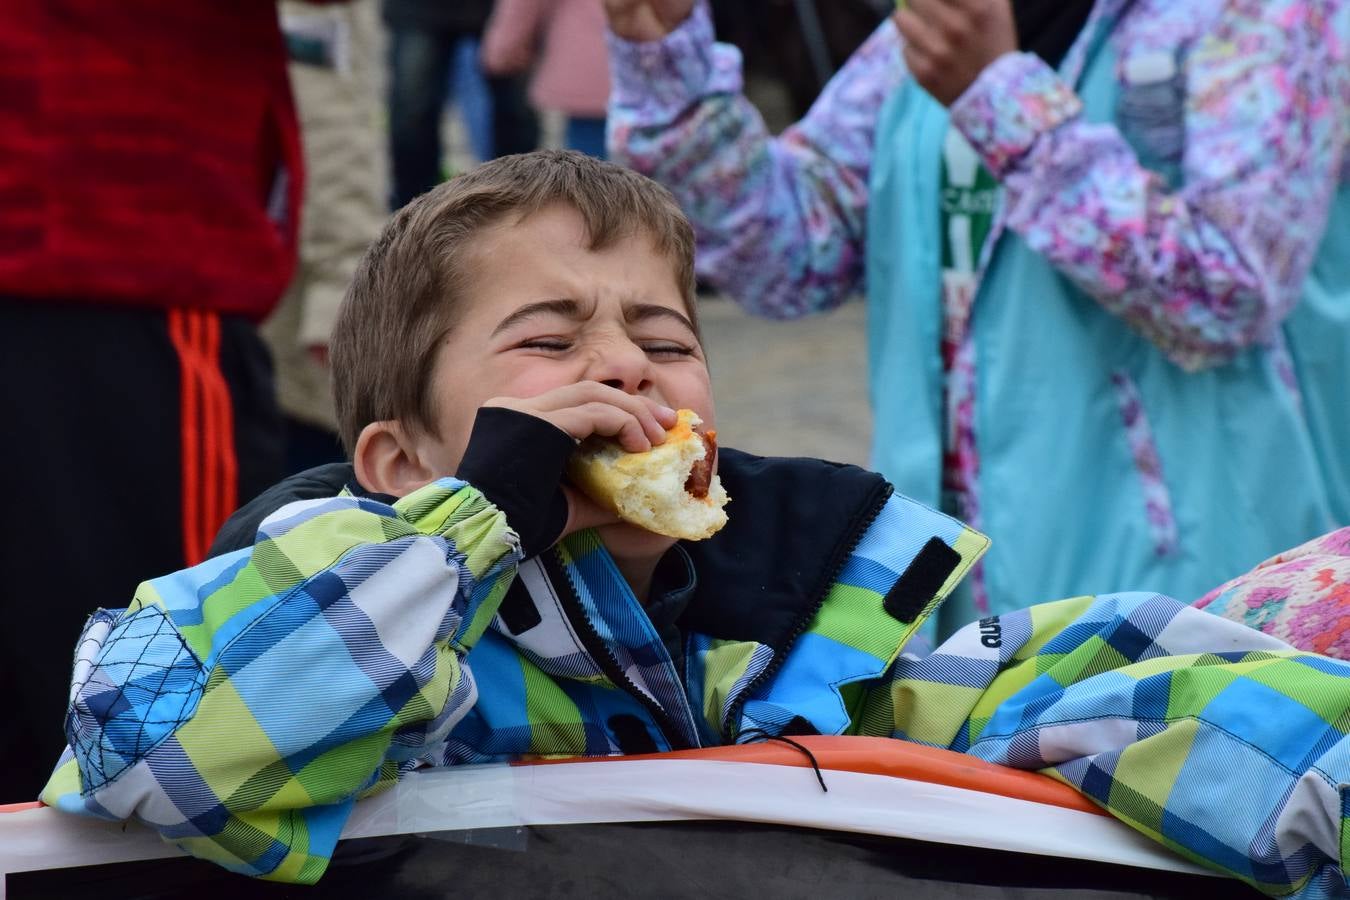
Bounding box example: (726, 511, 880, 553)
(0, 301, 283, 802)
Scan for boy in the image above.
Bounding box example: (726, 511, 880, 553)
(44, 151, 1350, 897)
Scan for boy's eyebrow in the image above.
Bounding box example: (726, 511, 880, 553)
(491, 299, 582, 336)
(491, 299, 698, 337)
(625, 303, 697, 336)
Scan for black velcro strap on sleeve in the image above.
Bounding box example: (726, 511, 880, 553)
(883, 537, 962, 624)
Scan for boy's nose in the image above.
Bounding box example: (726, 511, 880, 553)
(587, 341, 652, 395)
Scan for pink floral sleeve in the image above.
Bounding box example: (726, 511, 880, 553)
(1195, 528, 1350, 658)
(607, 3, 903, 318)
(950, 0, 1350, 371)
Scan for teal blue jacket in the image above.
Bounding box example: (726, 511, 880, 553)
(607, 0, 1350, 633)
(866, 2, 1350, 628)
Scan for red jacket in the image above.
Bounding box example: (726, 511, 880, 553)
(0, 1, 304, 319)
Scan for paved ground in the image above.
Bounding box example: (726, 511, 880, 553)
(697, 295, 873, 467)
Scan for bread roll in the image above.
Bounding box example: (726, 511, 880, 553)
(566, 409, 729, 540)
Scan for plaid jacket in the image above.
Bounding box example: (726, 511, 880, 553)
(42, 454, 1350, 897)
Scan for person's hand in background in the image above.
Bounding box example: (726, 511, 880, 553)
(481, 0, 539, 76)
(894, 0, 1017, 106)
(601, 0, 696, 42)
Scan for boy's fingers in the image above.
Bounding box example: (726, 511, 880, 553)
(485, 383, 677, 448)
(643, 397, 679, 430)
(541, 382, 674, 446)
(544, 402, 648, 451)
(632, 396, 677, 444)
(568, 385, 669, 447)
(582, 387, 668, 446)
(580, 402, 658, 452)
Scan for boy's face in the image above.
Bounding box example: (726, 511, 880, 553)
(420, 202, 714, 478)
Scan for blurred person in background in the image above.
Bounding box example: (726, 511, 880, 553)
(0, 1, 295, 800)
(271, 0, 389, 472)
(384, 0, 539, 208)
(384, 0, 492, 206)
(488, 58, 545, 160)
(604, 0, 1350, 636)
(483, 0, 611, 158)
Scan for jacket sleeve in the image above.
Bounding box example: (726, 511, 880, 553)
(950, 0, 1350, 371)
(606, 2, 903, 319)
(867, 593, 1350, 897)
(41, 478, 522, 883)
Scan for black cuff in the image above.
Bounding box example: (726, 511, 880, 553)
(455, 407, 576, 558)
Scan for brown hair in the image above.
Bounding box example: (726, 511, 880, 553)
(330, 149, 698, 455)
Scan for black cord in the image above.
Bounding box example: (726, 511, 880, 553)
(735, 728, 829, 793)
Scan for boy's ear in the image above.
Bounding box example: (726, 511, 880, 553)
(352, 420, 438, 498)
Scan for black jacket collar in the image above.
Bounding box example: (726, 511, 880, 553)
(681, 448, 891, 653)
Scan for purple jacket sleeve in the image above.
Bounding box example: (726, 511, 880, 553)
(607, 3, 903, 319)
(950, 0, 1350, 371)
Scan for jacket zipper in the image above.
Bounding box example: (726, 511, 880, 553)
(546, 547, 693, 751)
(721, 481, 894, 741)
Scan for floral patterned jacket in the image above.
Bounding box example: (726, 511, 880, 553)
(608, 0, 1350, 623)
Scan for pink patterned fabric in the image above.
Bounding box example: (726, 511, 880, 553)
(610, 0, 1350, 372)
(942, 339, 987, 615)
(953, 0, 1350, 372)
(609, 3, 1348, 609)
(608, 3, 900, 319)
(1195, 528, 1350, 659)
(1108, 371, 1178, 557)
(948, 53, 1081, 178)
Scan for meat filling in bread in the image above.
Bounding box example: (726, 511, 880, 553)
(684, 431, 717, 499)
(565, 409, 730, 540)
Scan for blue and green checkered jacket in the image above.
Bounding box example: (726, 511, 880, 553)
(42, 452, 1350, 897)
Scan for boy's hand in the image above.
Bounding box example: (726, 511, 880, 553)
(484, 382, 678, 453)
(483, 384, 678, 540)
(602, 0, 695, 42)
(894, 0, 1017, 107)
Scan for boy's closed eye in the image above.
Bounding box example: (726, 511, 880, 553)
(509, 335, 698, 357)
(637, 340, 697, 357)
(515, 337, 575, 352)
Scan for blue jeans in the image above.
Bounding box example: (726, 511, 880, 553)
(388, 26, 508, 208)
(387, 27, 539, 209)
(564, 117, 607, 159)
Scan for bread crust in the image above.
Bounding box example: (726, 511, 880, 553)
(566, 409, 730, 540)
